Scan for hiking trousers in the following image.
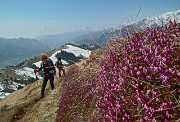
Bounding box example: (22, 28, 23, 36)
(58, 67, 65, 77)
(41, 76, 55, 97)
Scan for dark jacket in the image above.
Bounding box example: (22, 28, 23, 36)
(39, 58, 56, 77)
(55, 60, 63, 68)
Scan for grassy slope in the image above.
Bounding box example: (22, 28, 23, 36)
(0, 76, 62, 122)
(56, 49, 105, 122)
(0, 48, 105, 122)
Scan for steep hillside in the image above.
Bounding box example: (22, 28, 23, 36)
(0, 47, 103, 122)
(56, 48, 105, 122)
(0, 21, 179, 122)
(0, 10, 179, 122)
(56, 21, 180, 121)
(0, 44, 92, 100)
(0, 76, 62, 122)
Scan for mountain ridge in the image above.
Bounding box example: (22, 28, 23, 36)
(0, 37, 48, 69)
(1, 10, 179, 69)
(70, 9, 180, 47)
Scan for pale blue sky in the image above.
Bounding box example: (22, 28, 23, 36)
(0, 0, 179, 38)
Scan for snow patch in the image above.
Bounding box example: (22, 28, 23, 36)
(0, 92, 11, 99)
(64, 44, 91, 58)
(15, 67, 42, 79)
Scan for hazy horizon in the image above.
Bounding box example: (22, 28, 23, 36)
(0, 0, 179, 39)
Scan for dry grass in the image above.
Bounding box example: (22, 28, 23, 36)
(0, 48, 105, 122)
(0, 76, 62, 122)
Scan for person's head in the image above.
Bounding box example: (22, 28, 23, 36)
(40, 53, 48, 63)
(57, 57, 61, 61)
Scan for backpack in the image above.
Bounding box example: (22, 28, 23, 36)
(41, 58, 55, 75)
(41, 58, 54, 69)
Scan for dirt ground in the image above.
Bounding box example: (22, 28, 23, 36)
(0, 76, 62, 122)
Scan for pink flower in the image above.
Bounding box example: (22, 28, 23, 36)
(137, 71, 141, 76)
(146, 75, 151, 80)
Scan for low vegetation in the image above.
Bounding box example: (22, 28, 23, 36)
(56, 21, 180, 121)
(56, 49, 105, 122)
(0, 21, 179, 122)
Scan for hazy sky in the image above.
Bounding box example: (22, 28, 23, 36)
(0, 0, 179, 38)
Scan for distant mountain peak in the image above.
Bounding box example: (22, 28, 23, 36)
(138, 9, 180, 29)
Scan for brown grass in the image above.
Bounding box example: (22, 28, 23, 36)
(0, 75, 62, 122)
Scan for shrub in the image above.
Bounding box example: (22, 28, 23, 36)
(56, 60, 99, 121)
(95, 21, 180, 121)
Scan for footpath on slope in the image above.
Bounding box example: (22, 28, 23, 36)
(0, 76, 62, 122)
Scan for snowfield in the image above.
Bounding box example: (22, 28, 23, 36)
(63, 44, 91, 58)
(0, 92, 11, 99)
(15, 67, 42, 79)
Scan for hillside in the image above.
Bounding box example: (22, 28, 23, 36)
(0, 57, 95, 122)
(0, 10, 179, 121)
(0, 21, 179, 122)
(0, 44, 92, 99)
(56, 21, 180, 121)
(0, 37, 48, 68)
(0, 76, 62, 122)
(0, 48, 102, 122)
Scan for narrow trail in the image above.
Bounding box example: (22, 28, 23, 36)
(0, 76, 62, 122)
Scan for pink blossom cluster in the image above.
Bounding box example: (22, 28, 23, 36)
(95, 21, 180, 121)
(56, 65, 80, 121)
(56, 64, 97, 121)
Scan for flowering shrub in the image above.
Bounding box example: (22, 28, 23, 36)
(95, 21, 180, 121)
(56, 49, 104, 122)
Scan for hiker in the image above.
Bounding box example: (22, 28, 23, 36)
(55, 57, 65, 77)
(34, 53, 56, 98)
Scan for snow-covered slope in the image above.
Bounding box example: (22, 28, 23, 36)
(82, 10, 180, 47)
(0, 79, 25, 99)
(15, 44, 91, 79)
(137, 10, 180, 29)
(63, 44, 91, 58)
(33, 44, 91, 68)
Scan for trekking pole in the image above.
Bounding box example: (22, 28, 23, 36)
(34, 71, 40, 86)
(34, 72, 39, 81)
